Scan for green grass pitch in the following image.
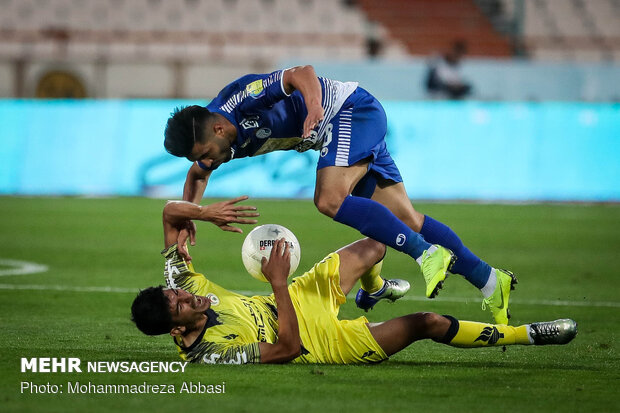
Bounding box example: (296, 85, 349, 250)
(0, 197, 618, 412)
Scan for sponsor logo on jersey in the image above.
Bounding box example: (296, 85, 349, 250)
(246, 79, 265, 98)
(165, 258, 181, 288)
(166, 259, 181, 276)
(220, 71, 281, 113)
(256, 128, 271, 139)
(202, 351, 248, 365)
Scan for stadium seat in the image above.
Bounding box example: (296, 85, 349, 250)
(0, 0, 383, 63)
(521, 0, 620, 62)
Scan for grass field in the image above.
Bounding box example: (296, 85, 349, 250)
(1, 197, 619, 413)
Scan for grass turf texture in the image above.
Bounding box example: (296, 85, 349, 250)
(0, 197, 618, 413)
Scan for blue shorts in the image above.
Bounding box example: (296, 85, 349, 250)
(316, 87, 402, 198)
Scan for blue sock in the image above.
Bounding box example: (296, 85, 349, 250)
(420, 215, 492, 289)
(334, 196, 431, 259)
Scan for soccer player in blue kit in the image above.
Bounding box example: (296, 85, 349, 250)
(163, 65, 517, 324)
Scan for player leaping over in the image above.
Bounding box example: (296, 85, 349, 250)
(130, 198, 576, 365)
(163, 65, 517, 324)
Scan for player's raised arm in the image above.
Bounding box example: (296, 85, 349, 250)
(282, 65, 324, 139)
(162, 197, 259, 260)
(177, 163, 213, 248)
(257, 239, 301, 363)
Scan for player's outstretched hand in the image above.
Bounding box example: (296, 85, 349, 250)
(261, 238, 291, 287)
(203, 195, 260, 233)
(173, 196, 259, 262)
(302, 105, 324, 139)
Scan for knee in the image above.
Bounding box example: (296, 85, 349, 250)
(314, 192, 346, 218)
(363, 238, 386, 262)
(413, 312, 449, 338)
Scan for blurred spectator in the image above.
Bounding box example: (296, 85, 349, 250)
(425, 40, 472, 99)
(364, 20, 384, 59)
(366, 37, 383, 59)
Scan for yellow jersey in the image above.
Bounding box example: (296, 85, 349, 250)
(162, 244, 387, 365)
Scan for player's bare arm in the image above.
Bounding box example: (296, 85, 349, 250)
(176, 163, 212, 249)
(282, 65, 324, 138)
(163, 196, 259, 260)
(183, 162, 211, 204)
(257, 239, 301, 363)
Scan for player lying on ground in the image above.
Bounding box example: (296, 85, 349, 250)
(163, 65, 517, 325)
(130, 198, 577, 365)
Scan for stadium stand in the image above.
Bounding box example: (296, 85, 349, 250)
(0, 0, 617, 98)
(356, 0, 513, 57)
(494, 0, 620, 61)
(0, 0, 407, 62)
(1, 0, 618, 63)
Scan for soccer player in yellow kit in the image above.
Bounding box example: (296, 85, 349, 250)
(131, 197, 577, 365)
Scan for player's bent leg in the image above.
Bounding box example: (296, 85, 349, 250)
(367, 312, 450, 356)
(336, 238, 386, 295)
(371, 181, 516, 311)
(336, 240, 410, 311)
(370, 182, 456, 299)
(321, 171, 453, 298)
(420, 215, 518, 323)
(368, 313, 577, 357)
(370, 181, 425, 232)
(364, 181, 457, 298)
(371, 182, 458, 298)
(441, 317, 577, 347)
(314, 163, 370, 218)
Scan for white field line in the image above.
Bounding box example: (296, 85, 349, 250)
(0, 259, 49, 276)
(0, 283, 618, 308)
(4, 258, 616, 308)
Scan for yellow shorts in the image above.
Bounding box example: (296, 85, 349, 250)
(288, 252, 388, 364)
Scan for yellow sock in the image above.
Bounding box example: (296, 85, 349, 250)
(447, 319, 531, 348)
(360, 260, 384, 294)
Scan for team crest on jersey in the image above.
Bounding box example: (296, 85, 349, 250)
(206, 293, 220, 306)
(246, 79, 265, 98)
(240, 115, 259, 130)
(256, 128, 271, 139)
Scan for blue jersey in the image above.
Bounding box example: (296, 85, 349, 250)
(201, 69, 358, 169)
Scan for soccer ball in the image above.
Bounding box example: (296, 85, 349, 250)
(241, 224, 301, 282)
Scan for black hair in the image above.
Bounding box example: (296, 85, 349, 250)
(163, 105, 212, 158)
(131, 286, 174, 336)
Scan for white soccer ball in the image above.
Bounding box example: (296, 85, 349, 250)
(241, 224, 301, 282)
